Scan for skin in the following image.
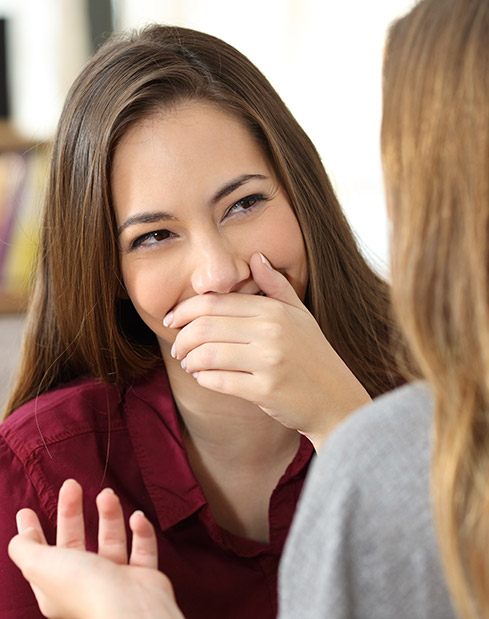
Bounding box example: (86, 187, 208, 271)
(9, 481, 181, 619)
(113, 100, 370, 463)
(9, 102, 372, 619)
(114, 101, 308, 347)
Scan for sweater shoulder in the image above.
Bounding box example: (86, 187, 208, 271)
(322, 381, 433, 472)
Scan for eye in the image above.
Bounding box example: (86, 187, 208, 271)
(130, 229, 175, 250)
(224, 193, 269, 219)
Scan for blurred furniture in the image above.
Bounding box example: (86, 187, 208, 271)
(0, 313, 24, 411)
(0, 122, 48, 314)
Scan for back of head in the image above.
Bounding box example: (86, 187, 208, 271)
(382, 1, 489, 616)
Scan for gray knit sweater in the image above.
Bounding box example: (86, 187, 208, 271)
(279, 382, 457, 619)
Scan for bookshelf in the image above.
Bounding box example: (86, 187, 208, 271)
(0, 291, 27, 313)
(0, 122, 49, 314)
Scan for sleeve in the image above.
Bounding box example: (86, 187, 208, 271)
(0, 435, 55, 619)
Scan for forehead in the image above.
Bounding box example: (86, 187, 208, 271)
(110, 100, 274, 222)
(113, 101, 270, 178)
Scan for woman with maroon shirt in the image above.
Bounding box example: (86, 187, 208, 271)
(0, 25, 401, 619)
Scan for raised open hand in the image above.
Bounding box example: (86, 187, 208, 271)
(8, 480, 184, 619)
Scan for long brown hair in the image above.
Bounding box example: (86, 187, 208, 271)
(5, 25, 402, 416)
(383, 1, 489, 617)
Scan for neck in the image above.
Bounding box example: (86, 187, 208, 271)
(163, 352, 299, 466)
(162, 348, 302, 543)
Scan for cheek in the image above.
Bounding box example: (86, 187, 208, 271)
(253, 206, 308, 297)
(121, 258, 180, 344)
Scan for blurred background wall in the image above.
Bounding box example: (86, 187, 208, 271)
(0, 0, 416, 410)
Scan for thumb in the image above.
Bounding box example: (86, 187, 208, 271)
(8, 528, 45, 576)
(250, 252, 304, 308)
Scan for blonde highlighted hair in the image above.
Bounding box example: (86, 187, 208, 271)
(382, 0, 489, 617)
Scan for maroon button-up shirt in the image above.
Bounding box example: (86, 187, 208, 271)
(0, 368, 313, 619)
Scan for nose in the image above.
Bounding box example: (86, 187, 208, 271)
(190, 238, 250, 295)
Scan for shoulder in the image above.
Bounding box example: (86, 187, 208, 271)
(287, 382, 436, 575)
(279, 383, 456, 619)
(0, 376, 124, 462)
(317, 381, 433, 484)
(289, 381, 437, 574)
(0, 380, 123, 618)
(0, 377, 130, 529)
(335, 380, 432, 445)
(302, 382, 434, 531)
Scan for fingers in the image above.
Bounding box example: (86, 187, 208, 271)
(128, 510, 158, 569)
(8, 529, 45, 580)
(16, 508, 47, 544)
(8, 528, 53, 607)
(15, 480, 156, 572)
(193, 369, 257, 401)
(171, 315, 252, 361)
(96, 488, 128, 564)
(163, 291, 265, 329)
(249, 252, 304, 308)
(171, 304, 290, 365)
(181, 342, 260, 374)
(56, 479, 86, 550)
(9, 534, 105, 619)
(163, 253, 305, 334)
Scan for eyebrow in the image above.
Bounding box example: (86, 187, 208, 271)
(211, 173, 267, 204)
(117, 211, 177, 237)
(117, 173, 268, 237)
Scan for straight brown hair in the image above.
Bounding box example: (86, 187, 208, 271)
(5, 25, 403, 417)
(383, 1, 489, 617)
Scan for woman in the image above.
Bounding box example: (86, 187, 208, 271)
(9, 0, 487, 617)
(0, 24, 400, 619)
(281, 0, 488, 617)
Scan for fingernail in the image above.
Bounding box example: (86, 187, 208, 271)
(102, 487, 115, 495)
(259, 252, 273, 269)
(192, 372, 199, 379)
(132, 510, 145, 518)
(60, 478, 79, 493)
(181, 358, 187, 370)
(15, 511, 24, 531)
(171, 343, 176, 358)
(163, 311, 173, 327)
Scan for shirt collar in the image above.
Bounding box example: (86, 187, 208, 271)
(124, 368, 205, 531)
(124, 367, 314, 532)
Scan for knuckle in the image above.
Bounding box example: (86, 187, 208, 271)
(198, 344, 215, 367)
(262, 320, 284, 341)
(159, 572, 176, 595)
(194, 316, 211, 339)
(201, 294, 219, 314)
(209, 372, 227, 392)
(258, 374, 276, 398)
(265, 348, 283, 367)
(62, 537, 85, 550)
(133, 544, 155, 557)
(270, 299, 288, 319)
(101, 535, 125, 547)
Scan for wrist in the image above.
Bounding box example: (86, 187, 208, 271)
(304, 388, 372, 453)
